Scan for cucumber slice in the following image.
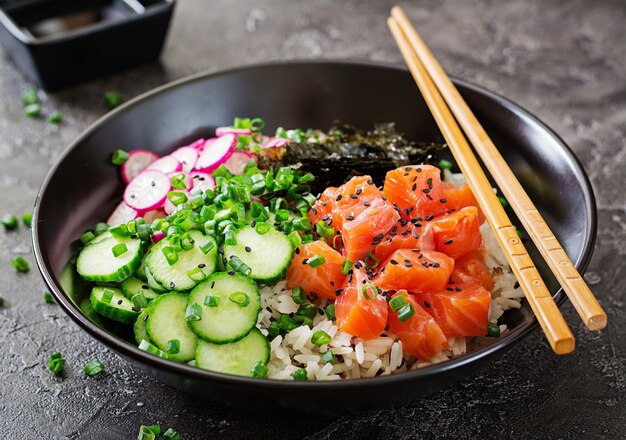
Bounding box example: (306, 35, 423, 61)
(135, 246, 151, 282)
(187, 273, 260, 343)
(195, 328, 269, 377)
(90, 286, 141, 324)
(146, 231, 217, 292)
(224, 225, 293, 283)
(134, 303, 153, 345)
(77, 236, 143, 282)
(121, 276, 159, 301)
(146, 292, 198, 362)
(145, 266, 168, 293)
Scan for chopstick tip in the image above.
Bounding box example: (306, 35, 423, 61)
(587, 314, 607, 332)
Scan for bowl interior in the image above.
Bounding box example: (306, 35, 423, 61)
(33, 61, 596, 383)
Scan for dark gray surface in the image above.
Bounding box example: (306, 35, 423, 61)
(1, 0, 624, 438)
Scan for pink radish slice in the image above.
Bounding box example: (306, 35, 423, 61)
(189, 172, 216, 193)
(167, 171, 194, 191)
(224, 151, 255, 175)
(187, 138, 206, 150)
(121, 150, 158, 184)
(107, 201, 138, 226)
(264, 138, 289, 148)
(151, 231, 165, 243)
(146, 155, 182, 174)
(171, 147, 198, 173)
(195, 134, 236, 171)
(124, 170, 171, 212)
(164, 190, 191, 215)
(216, 127, 251, 137)
(142, 209, 167, 223)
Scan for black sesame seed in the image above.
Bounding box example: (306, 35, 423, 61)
(211, 281, 215, 288)
(311, 207, 317, 215)
(405, 263, 412, 267)
(309, 292, 318, 301)
(356, 188, 362, 195)
(416, 168, 422, 173)
(423, 188, 430, 194)
(364, 201, 370, 206)
(432, 262, 440, 268)
(335, 289, 342, 296)
(426, 194, 433, 200)
(346, 215, 354, 221)
(425, 215, 434, 221)
(446, 287, 454, 291)
(390, 260, 398, 265)
(218, 247, 224, 254)
(440, 198, 447, 203)
(330, 281, 335, 287)
(424, 301, 431, 308)
(513, 281, 520, 289)
(295, 247, 300, 255)
(422, 260, 429, 267)
(302, 258, 309, 265)
(245, 246, 252, 252)
(222, 257, 227, 265)
(251, 220, 257, 227)
(336, 194, 342, 201)
(130, 194, 135, 199)
(354, 261, 362, 269)
(170, 282, 175, 288)
(150, 181, 156, 187)
(132, 307, 141, 312)
(318, 308, 324, 315)
(117, 300, 123, 305)
(412, 183, 417, 191)
(350, 194, 358, 199)
(427, 177, 433, 189)
(404, 172, 409, 177)
(382, 196, 387, 201)
(444, 239, 453, 245)
(198, 263, 206, 268)
(143, 314, 149, 322)
(405, 167, 412, 172)
(455, 287, 463, 292)
(142, 284, 149, 289)
(228, 270, 235, 276)
(367, 179, 374, 185)
(273, 221, 281, 226)
(401, 230, 410, 236)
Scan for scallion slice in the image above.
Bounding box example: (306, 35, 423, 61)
(22, 212, 33, 227)
(324, 304, 336, 321)
(364, 252, 380, 269)
(184, 304, 202, 322)
(162, 246, 178, 266)
(291, 286, 306, 305)
(311, 330, 332, 346)
(1, 214, 18, 230)
(163, 427, 183, 440)
(293, 368, 308, 381)
(111, 149, 129, 165)
(132, 292, 148, 308)
(251, 361, 268, 378)
(167, 339, 180, 355)
(397, 303, 415, 322)
(112, 243, 128, 257)
(340, 259, 353, 275)
(229, 291, 250, 307)
(307, 254, 326, 268)
(139, 339, 168, 358)
(361, 284, 379, 300)
(438, 159, 453, 170)
(204, 295, 220, 307)
(48, 352, 65, 373)
(487, 322, 501, 337)
(12, 256, 30, 273)
(389, 295, 407, 312)
(322, 350, 335, 364)
(83, 359, 105, 377)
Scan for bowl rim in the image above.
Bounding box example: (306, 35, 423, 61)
(32, 59, 597, 390)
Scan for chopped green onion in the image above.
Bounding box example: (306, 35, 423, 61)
(137, 224, 152, 241)
(167, 191, 188, 206)
(22, 212, 32, 227)
(104, 91, 123, 109)
(324, 304, 336, 321)
(297, 303, 317, 320)
(185, 304, 202, 322)
(139, 339, 168, 358)
(307, 254, 326, 268)
(180, 232, 195, 251)
(341, 259, 353, 275)
(298, 172, 315, 183)
(311, 330, 332, 346)
(361, 284, 379, 300)
(301, 234, 314, 244)
(48, 111, 63, 124)
(397, 303, 415, 322)
(204, 295, 220, 307)
(322, 350, 335, 364)
(132, 292, 148, 308)
(364, 252, 380, 269)
(171, 174, 187, 189)
(44, 291, 55, 304)
(292, 217, 312, 232)
(273, 198, 289, 212)
(199, 240, 215, 255)
(109, 224, 130, 239)
(112, 243, 128, 257)
(255, 221, 270, 235)
(288, 231, 302, 248)
(332, 234, 343, 250)
(167, 339, 180, 355)
(267, 321, 281, 337)
(227, 256, 251, 276)
(487, 322, 501, 337)
(162, 246, 178, 266)
(438, 159, 453, 170)
(23, 89, 38, 105)
(252, 361, 268, 378)
(1, 214, 18, 230)
(293, 368, 308, 381)
(138, 424, 161, 440)
(291, 286, 307, 305)
(12, 256, 30, 273)
(275, 209, 290, 222)
(94, 222, 109, 235)
(79, 231, 96, 244)
(187, 268, 206, 282)
(48, 352, 65, 373)
(389, 295, 407, 312)
(101, 288, 114, 304)
(24, 103, 41, 118)
(315, 221, 334, 238)
(83, 359, 105, 377)
(111, 149, 129, 165)
(224, 228, 237, 246)
(229, 291, 250, 307)
(163, 427, 183, 440)
(294, 315, 313, 328)
(498, 196, 508, 208)
(276, 315, 298, 332)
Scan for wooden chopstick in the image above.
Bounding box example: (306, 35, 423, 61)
(387, 15, 575, 354)
(390, 6, 607, 332)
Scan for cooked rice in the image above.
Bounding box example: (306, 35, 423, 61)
(255, 171, 521, 380)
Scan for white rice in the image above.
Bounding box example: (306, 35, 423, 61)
(256, 171, 521, 380)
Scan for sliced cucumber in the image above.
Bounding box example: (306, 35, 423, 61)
(90, 286, 141, 324)
(145, 265, 168, 293)
(187, 273, 260, 344)
(77, 236, 143, 282)
(134, 303, 153, 345)
(146, 292, 198, 362)
(195, 328, 269, 377)
(146, 231, 217, 292)
(121, 275, 159, 301)
(135, 246, 151, 282)
(224, 225, 293, 283)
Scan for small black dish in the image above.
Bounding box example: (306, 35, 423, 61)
(0, 0, 175, 90)
(32, 61, 597, 413)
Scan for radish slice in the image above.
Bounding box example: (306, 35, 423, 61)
(264, 138, 289, 148)
(107, 201, 138, 226)
(195, 134, 236, 171)
(164, 190, 190, 215)
(142, 209, 167, 223)
(167, 171, 194, 191)
(124, 170, 171, 212)
(224, 151, 255, 175)
(146, 155, 182, 174)
(189, 172, 216, 193)
(171, 147, 198, 173)
(216, 127, 251, 137)
(121, 150, 158, 184)
(187, 138, 206, 150)
(151, 231, 165, 243)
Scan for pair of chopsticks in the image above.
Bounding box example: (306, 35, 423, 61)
(387, 6, 606, 354)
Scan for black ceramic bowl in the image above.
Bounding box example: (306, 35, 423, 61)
(32, 61, 596, 413)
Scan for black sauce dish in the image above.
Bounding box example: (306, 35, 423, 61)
(32, 61, 597, 414)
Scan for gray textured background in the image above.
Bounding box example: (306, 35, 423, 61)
(1, 0, 625, 438)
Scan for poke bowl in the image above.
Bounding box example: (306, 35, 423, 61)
(32, 61, 596, 413)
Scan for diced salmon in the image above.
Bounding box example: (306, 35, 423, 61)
(414, 283, 492, 337)
(375, 249, 454, 293)
(428, 206, 482, 259)
(286, 241, 346, 300)
(442, 182, 485, 224)
(382, 165, 448, 218)
(335, 265, 388, 339)
(373, 222, 436, 262)
(387, 291, 449, 361)
(308, 186, 338, 227)
(450, 249, 494, 291)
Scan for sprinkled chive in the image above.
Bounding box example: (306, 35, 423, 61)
(132, 292, 148, 308)
(322, 350, 335, 364)
(288, 230, 302, 248)
(397, 303, 415, 322)
(324, 304, 336, 321)
(311, 330, 332, 346)
(255, 221, 270, 235)
(341, 259, 353, 275)
(44, 291, 55, 304)
(252, 361, 268, 378)
(364, 252, 380, 269)
(229, 291, 250, 307)
(137, 224, 152, 241)
(12, 256, 30, 273)
(111, 149, 129, 165)
(22, 212, 33, 227)
(275, 209, 290, 222)
(162, 246, 178, 266)
(1, 214, 18, 230)
(498, 196, 508, 208)
(291, 286, 307, 305)
(94, 222, 109, 236)
(24, 103, 41, 118)
(187, 268, 206, 282)
(296, 303, 317, 320)
(204, 295, 220, 307)
(228, 256, 252, 276)
(101, 288, 114, 304)
(199, 240, 215, 255)
(185, 304, 202, 321)
(48, 352, 65, 373)
(294, 315, 313, 328)
(79, 231, 95, 244)
(438, 159, 453, 170)
(48, 111, 63, 124)
(267, 321, 281, 337)
(139, 339, 168, 358)
(315, 221, 334, 238)
(307, 254, 326, 268)
(487, 322, 501, 337)
(83, 359, 105, 377)
(171, 173, 187, 189)
(293, 368, 308, 381)
(104, 91, 123, 109)
(167, 191, 188, 206)
(138, 424, 161, 440)
(361, 284, 379, 300)
(180, 232, 195, 251)
(167, 339, 180, 355)
(276, 314, 298, 332)
(112, 243, 128, 257)
(163, 427, 183, 440)
(23, 89, 38, 105)
(389, 295, 406, 312)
